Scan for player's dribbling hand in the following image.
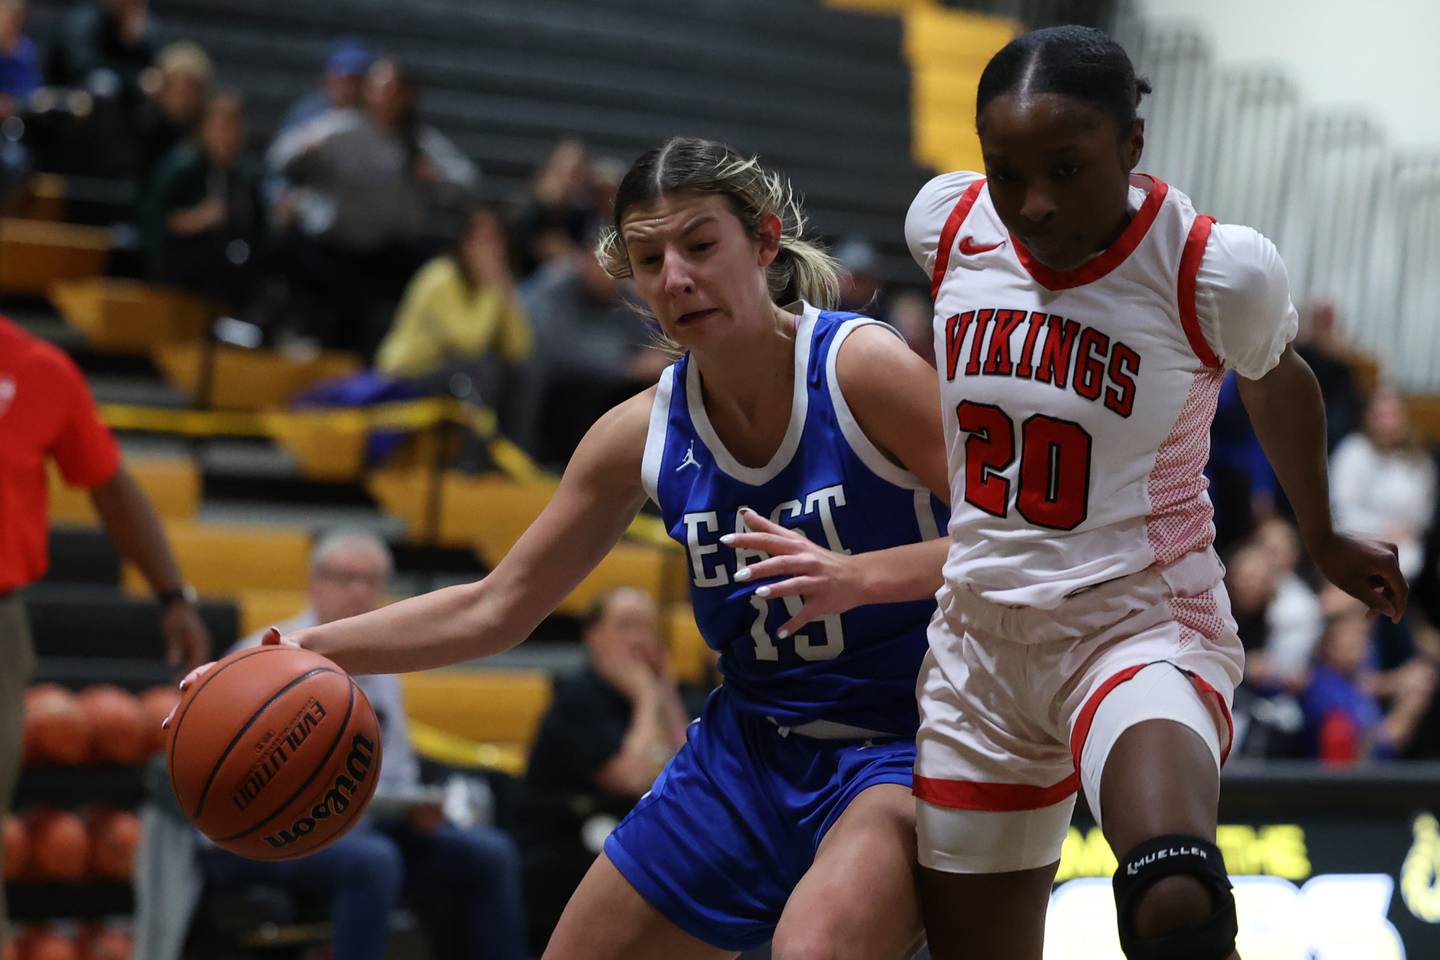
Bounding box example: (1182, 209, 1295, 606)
(160, 628, 295, 731)
(1310, 531, 1408, 623)
(722, 508, 867, 639)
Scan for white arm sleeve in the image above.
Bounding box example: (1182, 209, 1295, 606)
(904, 171, 985, 279)
(1192, 223, 1299, 379)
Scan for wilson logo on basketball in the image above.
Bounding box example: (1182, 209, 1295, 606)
(261, 732, 377, 850)
(232, 699, 329, 812)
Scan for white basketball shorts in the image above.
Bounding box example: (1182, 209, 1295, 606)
(914, 549, 1243, 874)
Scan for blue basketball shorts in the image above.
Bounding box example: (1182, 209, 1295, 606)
(603, 689, 916, 951)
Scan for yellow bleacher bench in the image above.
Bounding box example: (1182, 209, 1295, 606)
(19, 173, 67, 222)
(664, 604, 714, 687)
(399, 668, 553, 755)
(0, 218, 110, 295)
(47, 456, 200, 524)
(51, 277, 211, 354)
(151, 342, 361, 411)
(121, 520, 311, 597)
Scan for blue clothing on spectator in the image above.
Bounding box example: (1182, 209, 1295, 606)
(201, 819, 527, 960)
(1301, 664, 1394, 760)
(0, 36, 41, 99)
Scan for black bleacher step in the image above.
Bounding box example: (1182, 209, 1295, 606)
(6, 882, 135, 920)
(87, 373, 192, 409)
(44, 527, 122, 588)
(25, 583, 238, 663)
(14, 765, 147, 811)
(34, 655, 179, 691)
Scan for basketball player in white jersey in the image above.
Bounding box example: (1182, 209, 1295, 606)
(896, 25, 1408, 960)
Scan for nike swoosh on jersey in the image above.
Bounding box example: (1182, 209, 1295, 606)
(958, 236, 1005, 256)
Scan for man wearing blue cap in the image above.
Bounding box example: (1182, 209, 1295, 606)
(277, 35, 371, 136)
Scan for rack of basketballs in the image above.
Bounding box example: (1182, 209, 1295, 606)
(3, 683, 179, 960)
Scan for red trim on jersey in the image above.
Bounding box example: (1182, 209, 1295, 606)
(1178, 214, 1222, 368)
(1189, 670, 1235, 765)
(930, 178, 988, 300)
(1068, 661, 1236, 773)
(1010, 175, 1169, 292)
(914, 772, 1079, 812)
(1068, 663, 1149, 772)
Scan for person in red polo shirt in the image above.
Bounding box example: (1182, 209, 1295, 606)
(0, 315, 209, 944)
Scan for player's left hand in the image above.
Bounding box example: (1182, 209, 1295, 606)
(722, 508, 868, 639)
(1310, 531, 1408, 623)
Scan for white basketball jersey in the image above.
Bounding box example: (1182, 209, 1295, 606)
(918, 172, 1236, 609)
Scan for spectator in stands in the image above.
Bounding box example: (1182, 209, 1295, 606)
(888, 289, 935, 367)
(1301, 590, 1435, 763)
(196, 529, 528, 960)
(516, 587, 687, 951)
(1253, 517, 1324, 690)
(1209, 372, 1277, 554)
(267, 58, 478, 357)
(374, 204, 532, 411)
(135, 40, 210, 184)
(1227, 543, 1281, 691)
(516, 241, 668, 464)
(277, 36, 372, 136)
(834, 235, 886, 318)
(1331, 385, 1437, 579)
(510, 139, 600, 279)
(139, 89, 265, 309)
(47, 0, 156, 119)
(0, 0, 40, 108)
(1295, 302, 1362, 451)
(0, 315, 210, 952)
(0, 0, 39, 208)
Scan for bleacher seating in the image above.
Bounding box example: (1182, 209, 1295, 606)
(46, 457, 201, 525)
(0, 218, 110, 296)
(119, 520, 311, 597)
(150, 342, 361, 410)
(51, 278, 212, 355)
(22, 0, 934, 283)
(399, 669, 554, 756)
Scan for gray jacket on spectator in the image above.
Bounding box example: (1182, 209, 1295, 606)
(267, 107, 478, 251)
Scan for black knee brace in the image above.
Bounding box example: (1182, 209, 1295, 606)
(1111, 834, 1237, 960)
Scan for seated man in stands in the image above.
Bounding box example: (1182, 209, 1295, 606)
(514, 587, 688, 951)
(199, 529, 528, 960)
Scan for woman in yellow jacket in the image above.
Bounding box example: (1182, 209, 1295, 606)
(375, 205, 533, 387)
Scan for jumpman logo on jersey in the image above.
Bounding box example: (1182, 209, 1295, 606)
(676, 441, 701, 472)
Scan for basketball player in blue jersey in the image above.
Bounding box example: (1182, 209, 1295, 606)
(176, 137, 954, 959)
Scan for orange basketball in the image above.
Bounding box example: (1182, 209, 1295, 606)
(22, 686, 91, 765)
(166, 645, 382, 860)
(138, 687, 181, 754)
(25, 810, 89, 881)
(3, 814, 28, 879)
(76, 688, 148, 765)
(15, 927, 78, 960)
(87, 810, 140, 881)
(75, 925, 130, 960)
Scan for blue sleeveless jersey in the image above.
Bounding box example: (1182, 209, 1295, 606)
(641, 304, 948, 737)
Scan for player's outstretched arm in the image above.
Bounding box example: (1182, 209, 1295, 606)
(278, 391, 653, 675)
(1238, 345, 1407, 621)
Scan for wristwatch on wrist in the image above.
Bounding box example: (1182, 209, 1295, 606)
(157, 584, 199, 608)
